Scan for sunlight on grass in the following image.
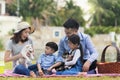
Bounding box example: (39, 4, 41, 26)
(5, 62, 12, 70)
(4, 61, 36, 70)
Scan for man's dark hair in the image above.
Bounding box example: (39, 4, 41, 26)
(63, 18, 79, 30)
(46, 42, 58, 52)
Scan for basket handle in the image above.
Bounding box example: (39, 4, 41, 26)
(101, 45, 120, 62)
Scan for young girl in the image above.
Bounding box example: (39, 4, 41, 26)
(4, 21, 35, 76)
(56, 34, 83, 75)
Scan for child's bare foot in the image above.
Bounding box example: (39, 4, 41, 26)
(30, 71, 36, 78)
(78, 72, 87, 76)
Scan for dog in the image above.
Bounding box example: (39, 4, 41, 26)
(55, 52, 73, 71)
(16, 44, 34, 68)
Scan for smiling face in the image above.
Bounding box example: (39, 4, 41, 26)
(68, 40, 79, 50)
(64, 28, 74, 37)
(21, 28, 30, 40)
(64, 28, 78, 37)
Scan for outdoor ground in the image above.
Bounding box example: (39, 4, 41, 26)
(0, 76, 120, 80)
(0, 62, 119, 80)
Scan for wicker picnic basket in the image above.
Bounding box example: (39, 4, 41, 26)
(97, 45, 120, 74)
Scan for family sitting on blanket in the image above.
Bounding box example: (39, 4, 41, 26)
(29, 34, 83, 77)
(4, 18, 98, 77)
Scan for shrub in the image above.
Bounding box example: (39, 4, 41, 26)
(8, 29, 15, 35)
(84, 26, 120, 37)
(0, 39, 4, 51)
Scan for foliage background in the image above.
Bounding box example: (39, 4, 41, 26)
(6, 0, 120, 37)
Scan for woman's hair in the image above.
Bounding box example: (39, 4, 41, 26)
(11, 29, 28, 44)
(46, 42, 58, 52)
(68, 34, 83, 62)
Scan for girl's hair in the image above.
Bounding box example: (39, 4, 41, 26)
(11, 29, 28, 44)
(68, 34, 83, 62)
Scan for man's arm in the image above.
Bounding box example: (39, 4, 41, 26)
(58, 39, 65, 57)
(85, 35, 98, 63)
(83, 35, 98, 72)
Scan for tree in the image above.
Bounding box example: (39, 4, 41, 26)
(6, 0, 56, 26)
(89, 0, 120, 26)
(50, 0, 85, 26)
(6, 0, 17, 16)
(6, 0, 85, 27)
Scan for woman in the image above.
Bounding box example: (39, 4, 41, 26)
(4, 21, 35, 76)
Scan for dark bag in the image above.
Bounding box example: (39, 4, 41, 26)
(97, 45, 120, 74)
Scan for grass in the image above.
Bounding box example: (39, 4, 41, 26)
(0, 62, 120, 80)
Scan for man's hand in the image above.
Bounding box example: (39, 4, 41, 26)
(82, 60, 91, 72)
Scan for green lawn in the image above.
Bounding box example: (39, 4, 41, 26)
(0, 62, 120, 80)
(0, 76, 120, 80)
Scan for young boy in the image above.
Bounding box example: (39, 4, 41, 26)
(28, 42, 63, 77)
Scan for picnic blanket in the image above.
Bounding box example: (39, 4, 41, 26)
(0, 70, 27, 77)
(0, 70, 120, 78)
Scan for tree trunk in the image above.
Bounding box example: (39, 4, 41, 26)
(115, 18, 117, 27)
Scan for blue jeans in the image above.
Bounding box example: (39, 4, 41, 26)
(28, 64, 38, 74)
(28, 64, 53, 75)
(13, 64, 30, 76)
(87, 69, 96, 74)
(56, 59, 82, 75)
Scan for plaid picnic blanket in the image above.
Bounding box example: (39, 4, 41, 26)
(0, 70, 27, 77)
(0, 70, 120, 77)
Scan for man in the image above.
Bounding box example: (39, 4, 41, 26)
(58, 18, 98, 73)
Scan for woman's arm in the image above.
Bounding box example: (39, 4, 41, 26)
(4, 50, 22, 62)
(4, 40, 22, 62)
(65, 49, 80, 66)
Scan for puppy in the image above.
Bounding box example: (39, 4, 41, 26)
(17, 44, 34, 68)
(55, 52, 74, 71)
